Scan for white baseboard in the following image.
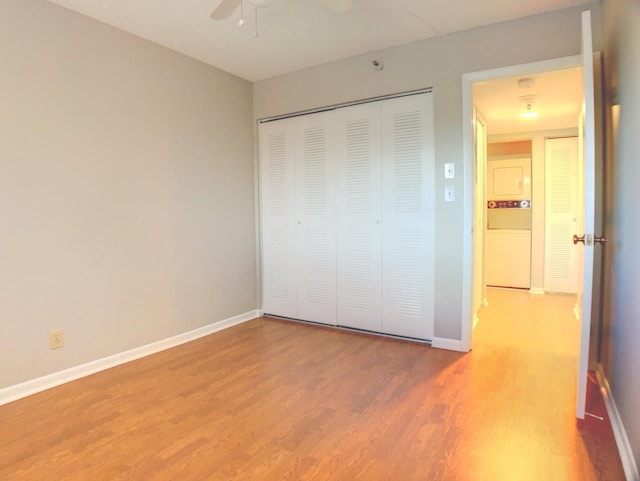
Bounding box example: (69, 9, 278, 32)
(596, 367, 640, 481)
(0, 310, 260, 407)
(432, 337, 468, 352)
(530, 287, 545, 295)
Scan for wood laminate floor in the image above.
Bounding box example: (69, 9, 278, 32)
(0, 288, 625, 480)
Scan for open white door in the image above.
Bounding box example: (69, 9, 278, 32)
(575, 10, 596, 420)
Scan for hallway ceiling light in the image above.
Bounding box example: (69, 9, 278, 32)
(520, 103, 540, 118)
(518, 95, 539, 119)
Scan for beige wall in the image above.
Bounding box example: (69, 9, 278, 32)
(255, 4, 601, 340)
(0, 0, 256, 388)
(601, 0, 640, 470)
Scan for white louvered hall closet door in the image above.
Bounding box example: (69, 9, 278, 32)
(295, 111, 337, 325)
(380, 94, 435, 340)
(335, 103, 382, 332)
(259, 118, 298, 318)
(544, 137, 579, 294)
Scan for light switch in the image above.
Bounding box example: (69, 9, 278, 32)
(444, 185, 455, 202)
(444, 162, 455, 179)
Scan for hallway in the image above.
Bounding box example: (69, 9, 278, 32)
(469, 288, 624, 480)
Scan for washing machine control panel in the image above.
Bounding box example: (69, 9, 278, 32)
(487, 200, 531, 209)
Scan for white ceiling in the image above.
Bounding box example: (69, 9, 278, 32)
(474, 68, 584, 135)
(46, 0, 593, 82)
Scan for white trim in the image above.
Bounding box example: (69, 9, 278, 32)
(530, 287, 546, 295)
(461, 54, 582, 355)
(596, 367, 640, 481)
(461, 69, 474, 352)
(473, 314, 480, 330)
(432, 337, 468, 352)
(0, 310, 260, 406)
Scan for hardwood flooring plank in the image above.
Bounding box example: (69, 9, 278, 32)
(0, 289, 626, 480)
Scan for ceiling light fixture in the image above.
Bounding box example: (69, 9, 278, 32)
(518, 95, 539, 119)
(520, 103, 540, 119)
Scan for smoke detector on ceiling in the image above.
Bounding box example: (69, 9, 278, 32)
(518, 78, 535, 89)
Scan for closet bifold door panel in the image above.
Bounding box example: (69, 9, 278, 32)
(544, 136, 578, 294)
(295, 111, 337, 325)
(380, 94, 435, 340)
(259, 117, 298, 319)
(335, 103, 383, 332)
(259, 91, 434, 340)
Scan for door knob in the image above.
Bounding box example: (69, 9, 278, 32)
(573, 234, 606, 245)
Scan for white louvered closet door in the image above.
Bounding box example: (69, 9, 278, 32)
(544, 137, 579, 293)
(380, 94, 435, 340)
(295, 112, 337, 325)
(335, 103, 382, 332)
(259, 118, 298, 318)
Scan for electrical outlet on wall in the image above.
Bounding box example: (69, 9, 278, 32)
(49, 329, 64, 349)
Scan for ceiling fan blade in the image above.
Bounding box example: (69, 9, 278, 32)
(316, 0, 353, 13)
(210, 0, 241, 20)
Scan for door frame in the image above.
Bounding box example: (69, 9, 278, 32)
(461, 55, 583, 352)
(472, 107, 488, 325)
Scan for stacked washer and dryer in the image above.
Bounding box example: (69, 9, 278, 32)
(485, 157, 532, 289)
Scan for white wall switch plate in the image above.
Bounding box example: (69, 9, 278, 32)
(444, 162, 455, 179)
(444, 185, 455, 202)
